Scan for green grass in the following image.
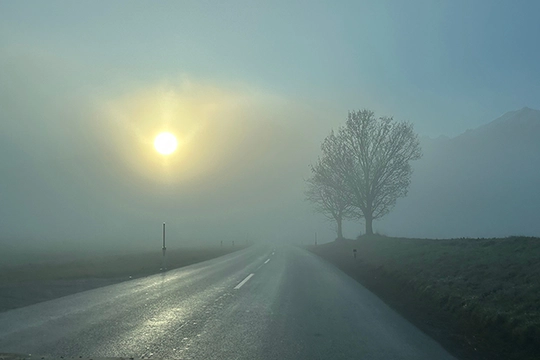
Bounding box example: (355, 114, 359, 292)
(308, 236, 540, 360)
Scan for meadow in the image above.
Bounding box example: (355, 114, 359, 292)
(0, 245, 247, 312)
(308, 236, 540, 360)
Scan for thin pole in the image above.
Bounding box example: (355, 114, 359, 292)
(162, 222, 167, 271)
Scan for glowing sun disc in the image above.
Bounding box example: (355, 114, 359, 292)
(154, 132, 178, 155)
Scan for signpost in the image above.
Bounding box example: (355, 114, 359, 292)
(161, 222, 167, 271)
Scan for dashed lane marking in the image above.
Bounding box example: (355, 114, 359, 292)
(234, 273, 254, 290)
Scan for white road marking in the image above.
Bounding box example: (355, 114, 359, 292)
(234, 273, 254, 289)
(264, 259, 270, 264)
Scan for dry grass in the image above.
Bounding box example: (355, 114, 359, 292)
(0, 246, 247, 283)
(0, 245, 247, 312)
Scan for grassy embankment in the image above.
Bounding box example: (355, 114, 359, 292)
(0, 245, 247, 312)
(308, 236, 539, 360)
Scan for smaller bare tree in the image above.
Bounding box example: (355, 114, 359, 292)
(306, 132, 356, 239)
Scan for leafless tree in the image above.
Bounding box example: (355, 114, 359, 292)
(305, 176, 351, 240)
(311, 109, 422, 235)
(306, 131, 357, 239)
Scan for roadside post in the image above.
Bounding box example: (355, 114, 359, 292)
(161, 222, 167, 271)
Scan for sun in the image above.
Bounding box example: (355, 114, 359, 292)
(154, 132, 178, 155)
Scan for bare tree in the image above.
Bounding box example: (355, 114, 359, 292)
(305, 176, 351, 240)
(313, 109, 422, 235)
(306, 132, 357, 239)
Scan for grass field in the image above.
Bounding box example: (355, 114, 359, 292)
(307, 236, 540, 360)
(0, 245, 247, 312)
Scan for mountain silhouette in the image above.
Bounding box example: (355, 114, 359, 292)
(381, 107, 540, 238)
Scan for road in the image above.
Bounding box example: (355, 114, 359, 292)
(0, 245, 456, 359)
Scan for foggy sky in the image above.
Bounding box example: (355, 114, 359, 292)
(1, 1, 540, 253)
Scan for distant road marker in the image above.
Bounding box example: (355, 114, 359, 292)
(264, 259, 270, 264)
(234, 274, 254, 289)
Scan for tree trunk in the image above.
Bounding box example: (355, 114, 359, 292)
(336, 217, 343, 239)
(365, 214, 373, 235)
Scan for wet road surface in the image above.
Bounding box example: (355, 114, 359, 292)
(0, 245, 455, 359)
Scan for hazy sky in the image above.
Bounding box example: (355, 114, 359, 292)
(3, 1, 540, 135)
(1, 1, 540, 250)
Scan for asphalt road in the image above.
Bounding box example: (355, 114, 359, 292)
(0, 245, 456, 359)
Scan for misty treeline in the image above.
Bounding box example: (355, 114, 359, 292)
(306, 109, 422, 238)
